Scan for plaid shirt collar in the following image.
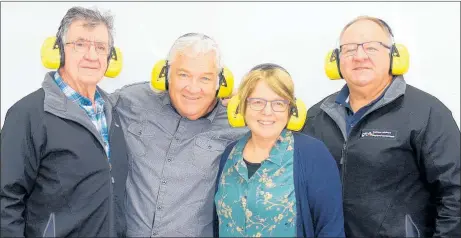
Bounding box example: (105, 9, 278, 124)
(53, 71, 105, 112)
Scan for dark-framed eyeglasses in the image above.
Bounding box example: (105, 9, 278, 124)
(65, 39, 110, 56)
(339, 41, 391, 57)
(247, 98, 290, 112)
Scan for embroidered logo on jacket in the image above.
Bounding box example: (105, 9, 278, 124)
(361, 129, 397, 139)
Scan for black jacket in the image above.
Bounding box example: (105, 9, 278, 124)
(1, 72, 129, 237)
(302, 76, 460, 237)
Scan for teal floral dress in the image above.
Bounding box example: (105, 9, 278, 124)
(215, 129, 297, 237)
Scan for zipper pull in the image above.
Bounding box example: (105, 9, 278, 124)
(340, 143, 347, 165)
(111, 177, 115, 184)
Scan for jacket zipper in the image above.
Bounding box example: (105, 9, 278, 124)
(107, 109, 118, 236)
(337, 96, 401, 201)
(340, 141, 348, 199)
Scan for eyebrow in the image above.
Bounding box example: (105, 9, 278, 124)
(176, 69, 215, 76)
(73, 37, 107, 44)
(202, 72, 215, 76)
(249, 97, 287, 101)
(176, 68, 190, 74)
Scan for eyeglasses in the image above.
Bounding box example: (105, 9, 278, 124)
(247, 98, 289, 112)
(340, 41, 391, 58)
(65, 39, 110, 55)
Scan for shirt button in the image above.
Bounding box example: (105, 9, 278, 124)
(167, 159, 172, 162)
(152, 232, 158, 236)
(161, 180, 166, 185)
(157, 206, 162, 210)
(208, 145, 212, 149)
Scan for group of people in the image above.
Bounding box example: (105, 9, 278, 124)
(1, 6, 459, 238)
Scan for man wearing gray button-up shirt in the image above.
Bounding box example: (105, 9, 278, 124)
(110, 33, 247, 237)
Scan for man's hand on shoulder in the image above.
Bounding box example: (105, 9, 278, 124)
(221, 89, 238, 107)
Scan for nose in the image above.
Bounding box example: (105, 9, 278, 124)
(261, 102, 274, 115)
(83, 45, 99, 61)
(185, 78, 201, 94)
(354, 45, 369, 61)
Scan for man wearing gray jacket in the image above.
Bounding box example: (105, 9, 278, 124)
(1, 7, 128, 237)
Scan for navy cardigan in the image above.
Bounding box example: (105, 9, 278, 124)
(213, 132, 345, 237)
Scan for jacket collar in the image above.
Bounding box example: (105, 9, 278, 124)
(320, 75, 407, 140)
(41, 71, 113, 145)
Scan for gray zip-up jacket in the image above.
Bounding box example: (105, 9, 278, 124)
(302, 76, 460, 237)
(1, 72, 129, 237)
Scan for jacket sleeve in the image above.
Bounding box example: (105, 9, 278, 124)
(1, 106, 41, 237)
(417, 104, 461, 237)
(303, 138, 345, 237)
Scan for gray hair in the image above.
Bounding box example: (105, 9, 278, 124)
(167, 33, 223, 74)
(57, 6, 115, 49)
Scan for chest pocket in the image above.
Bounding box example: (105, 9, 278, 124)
(126, 121, 157, 157)
(192, 136, 229, 178)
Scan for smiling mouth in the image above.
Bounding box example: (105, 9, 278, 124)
(258, 120, 275, 125)
(183, 95, 200, 100)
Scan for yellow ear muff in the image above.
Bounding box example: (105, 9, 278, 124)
(151, 59, 168, 91)
(227, 95, 246, 127)
(226, 95, 308, 131)
(324, 43, 410, 80)
(41, 36, 61, 70)
(40, 36, 123, 78)
(324, 49, 342, 80)
(216, 66, 234, 98)
(105, 47, 123, 78)
(391, 43, 410, 75)
(151, 59, 235, 97)
(286, 98, 307, 131)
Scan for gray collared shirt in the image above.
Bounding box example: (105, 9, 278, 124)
(110, 82, 247, 237)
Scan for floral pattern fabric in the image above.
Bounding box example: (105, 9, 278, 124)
(215, 129, 296, 237)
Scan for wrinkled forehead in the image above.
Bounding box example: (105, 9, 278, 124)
(66, 19, 109, 43)
(340, 19, 391, 45)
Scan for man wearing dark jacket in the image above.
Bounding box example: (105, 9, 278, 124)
(1, 7, 128, 237)
(303, 16, 460, 237)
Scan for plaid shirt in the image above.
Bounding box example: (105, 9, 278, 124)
(53, 72, 110, 162)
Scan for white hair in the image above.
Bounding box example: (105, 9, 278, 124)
(167, 33, 223, 74)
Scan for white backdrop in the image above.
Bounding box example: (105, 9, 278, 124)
(1, 1, 460, 128)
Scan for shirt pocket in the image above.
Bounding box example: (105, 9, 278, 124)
(126, 121, 156, 158)
(192, 136, 229, 179)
